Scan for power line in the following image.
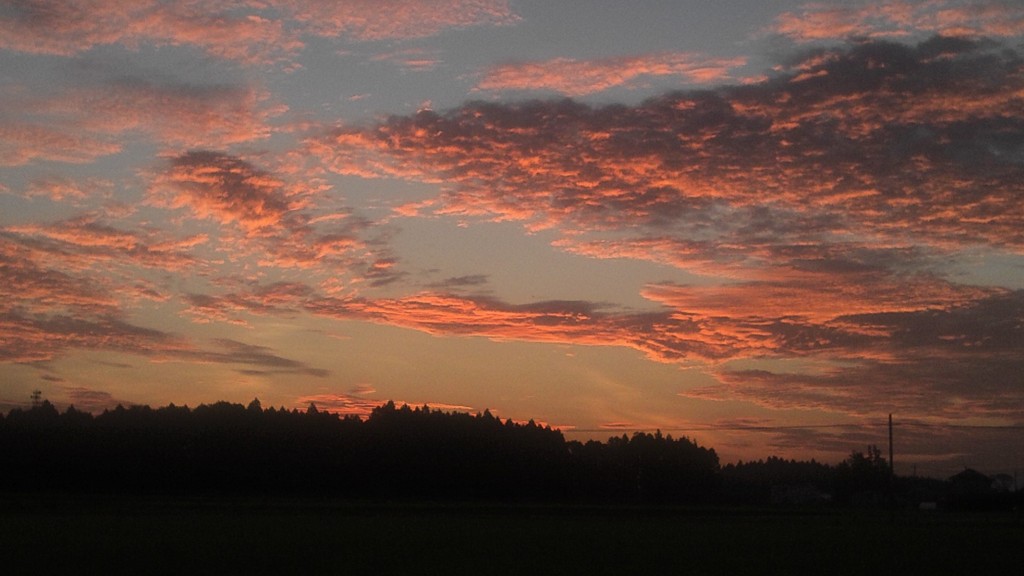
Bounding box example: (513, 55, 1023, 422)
(897, 423, 1024, 430)
(561, 422, 1024, 433)
(565, 424, 861, 433)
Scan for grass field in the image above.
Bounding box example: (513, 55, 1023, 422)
(2, 495, 1022, 575)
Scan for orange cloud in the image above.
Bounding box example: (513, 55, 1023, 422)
(303, 34, 1024, 427)
(1, 215, 201, 350)
(315, 37, 1024, 252)
(771, 1, 1024, 43)
(681, 291, 1024, 420)
(61, 386, 133, 413)
(689, 350, 1024, 420)
(2, 80, 280, 166)
(182, 282, 313, 326)
(295, 393, 475, 418)
(0, 282, 328, 375)
(476, 53, 746, 96)
(370, 47, 444, 71)
(147, 151, 399, 295)
(0, 311, 184, 364)
(772, 5, 882, 41)
(0, 0, 518, 65)
(55, 81, 282, 148)
(641, 277, 997, 326)
(0, 209, 257, 368)
(0, 123, 123, 166)
(5, 215, 201, 274)
(24, 178, 111, 203)
(284, 0, 519, 42)
(0, 217, 211, 365)
(152, 151, 297, 237)
(199, 339, 329, 377)
(0, 235, 121, 317)
(304, 292, 737, 362)
(149, 265, 1023, 424)
(0, 0, 297, 64)
(294, 393, 384, 417)
(167, 279, 743, 361)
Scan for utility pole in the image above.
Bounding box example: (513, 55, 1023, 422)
(888, 414, 895, 519)
(888, 414, 894, 476)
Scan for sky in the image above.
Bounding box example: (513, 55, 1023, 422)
(1, 0, 1023, 478)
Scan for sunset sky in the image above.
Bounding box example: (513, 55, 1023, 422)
(2, 0, 1022, 478)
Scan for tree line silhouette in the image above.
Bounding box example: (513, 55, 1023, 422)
(1, 400, 1016, 509)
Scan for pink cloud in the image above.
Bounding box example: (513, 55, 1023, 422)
(61, 385, 134, 413)
(303, 292, 733, 362)
(24, 177, 112, 203)
(0, 222, 196, 365)
(771, 1, 1024, 43)
(165, 278, 739, 361)
(295, 393, 474, 418)
(4, 215, 200, 274)
(12, 219, 139, 251)
(0, 309, 190, 364)
(0, 0, 519, 65)
(772, 6, 875, 41)
(349, 384, 377, 395)
(284, 0, 519, 42)
(146, 152, 401, 301)
(143, 260, 1024, 425)
(314, 37, 1024, 251)
(1, 214, 209, 363)
(0, 235, 121, 317)
(680, 291, 1024, 420)
(57, 81, 282, 148)
(151, 151, 298, 237)
(689, 349, 1024, 421)
(182, 282, 313, 326)
(370, 47, 444, 71)
(0, 0, 297, 64)
(302, 33, 1024, 427)
(0, 263, 330, 373)
(294, 393, 383, 417)
(2, 81, 281, 166)
(0, 123, 122, 166)
(641, 276, 996, 326)
(477, 53, 746, 96)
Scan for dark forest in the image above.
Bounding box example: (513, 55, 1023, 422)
(1, 400, 1016, 510)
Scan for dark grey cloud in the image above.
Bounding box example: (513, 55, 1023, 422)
(62, 385, 129, 413)
(0, 309, 182, 363)
(202, 339, 330, 378)
(317, 36, 1024, 252)
(427, 274, 490, 290)
(682, 291, 1024, 421)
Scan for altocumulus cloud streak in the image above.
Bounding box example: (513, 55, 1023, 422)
(311, 35, 1024, 422)
(0, 0, 517, 64)
(475, 53, 746, 96)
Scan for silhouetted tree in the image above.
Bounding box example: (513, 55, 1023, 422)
(247, 397, 262, 413)
(833, 445, 890, 505)
(721, 456, 833, 505)
(8, 400, 957, 507)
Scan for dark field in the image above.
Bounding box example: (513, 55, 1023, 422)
(2, 496, 1022, 575)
